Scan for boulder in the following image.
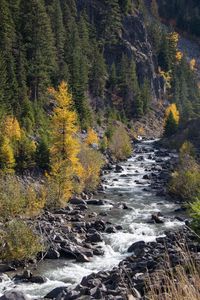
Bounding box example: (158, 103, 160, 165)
(86, 232, 103, 243)
(69, 198, 87, 205)
(0, 264, 16, 273)
(151, 214, 164, 224)
(86, 199, 105, 206)
(29, 275, 47, 284)
(115, 165, 124, 172)
(106, 226, 116, 233)
(0, 291, 30, 300)
(127, 241, 146, 253)
(45, 287, 67, 299)
(76, 252, 91, 263)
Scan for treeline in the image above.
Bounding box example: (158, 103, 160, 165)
(157, 0, 200, 37)
(0, 0, 151, 134)
(148, 14, 200, 125)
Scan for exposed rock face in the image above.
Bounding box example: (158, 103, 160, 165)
(121, 13, 164, 100)
(77, 0, 164, 103)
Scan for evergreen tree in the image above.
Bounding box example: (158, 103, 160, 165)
(0, 51, 7, 105)
(90, 45, 107, 98)
(118, 0, 132, 14)
(141, 79, 151, 113)
(109, 63, 117, 91)
(47, 0, 68, 83)
(36, 137, 50, 172)
(164, 111, 178, 137)
(0, 0, 18, 109)
(19, 0, 56, 101)
(102, 0, 122, 44)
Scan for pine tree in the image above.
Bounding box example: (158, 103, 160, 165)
(36, 137, 50, 172)
(0, 51, 7, 105)
(90, 45, 107, 98)
(164, 111, 178, 137)
(141, 79, 151, 113)
(19, 0, 56, 101)
(102, 0, 122, 44)
(0, 0, 18, 109)
(47, 0, 67, 83)
(109, 63, 117, 91)
(118, 0, 132, 14)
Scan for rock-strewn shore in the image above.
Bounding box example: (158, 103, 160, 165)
(0, 141, 198, 300)
(44, 227, 199, 300)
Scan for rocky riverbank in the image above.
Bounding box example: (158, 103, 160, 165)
(0, 140, 197, 300)
(43, 227, 199, 300)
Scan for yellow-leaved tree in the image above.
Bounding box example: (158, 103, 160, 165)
(0, 137, 15, 172)
(47, 81, 83, 208)
(165, 103, 180, 124)
(164, 103, 180, 136)
(0, 116, 22, 172)
(85, 128, 99, 146)
(2, 116, 21, 141)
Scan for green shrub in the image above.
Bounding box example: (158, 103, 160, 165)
(169, 141, 200, 202)
(79, 145, 104, 192)
(0, 221, 43, 262)
(109, 126, 132, 160)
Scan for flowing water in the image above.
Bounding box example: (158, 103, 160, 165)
(0, 140, 184, 298)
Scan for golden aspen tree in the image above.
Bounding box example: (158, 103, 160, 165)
(0, 137, 15, 172)
(47, 81, 83, 207)
(165, 103, 180, 124)
(175, 51, 183, 62)
(2, 116, 21, 141)
(85, 128, 99, 146)
(190, 58, 196, 71)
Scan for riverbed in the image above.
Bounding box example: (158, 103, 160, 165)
(0, 140, 184, 298)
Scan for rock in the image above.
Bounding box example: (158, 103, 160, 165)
(93, 247, 104, 256)
(86, 232, 103, 243)
(151, 214, 164, 224)
(90, 286, 103, 299)
(45, 287, 67, 299)
(22, 270, 32, 279)
(127, 241, 146, 253)
(93, 220, 106, 231)
(45, 249, 60, 259)
(0, 291, 30, 300)
(143, 174, 150, 180)
(76, 252, 91, 263)
(115, 225, 123, 230)
(137, 156, 144, 161)
(86, 199, 105, 206)
(106, 226, 117, 233)
(29, 275, 47, 284)
(69, 198, 87, 205)
(120, 203, 132, 210)
(0, 264, 16, 273)
(115, 165, 124, 172)
(99, 211, 108, 217)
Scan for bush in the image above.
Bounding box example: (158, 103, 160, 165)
(0, 174, 46, 220)
(79, 145, 104, 192)
(169, 141, 200, 202)
(0, 220, 43, 262)
(109, 126, 132, 160)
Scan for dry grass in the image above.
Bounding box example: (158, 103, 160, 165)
(146, 248, 200, 300)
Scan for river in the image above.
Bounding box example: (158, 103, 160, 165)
(0, 140, 184, 299)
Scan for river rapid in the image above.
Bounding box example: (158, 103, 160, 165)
(0, 140, 184, 299)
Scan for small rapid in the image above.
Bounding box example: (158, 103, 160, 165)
(0, 140, 184, 298)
